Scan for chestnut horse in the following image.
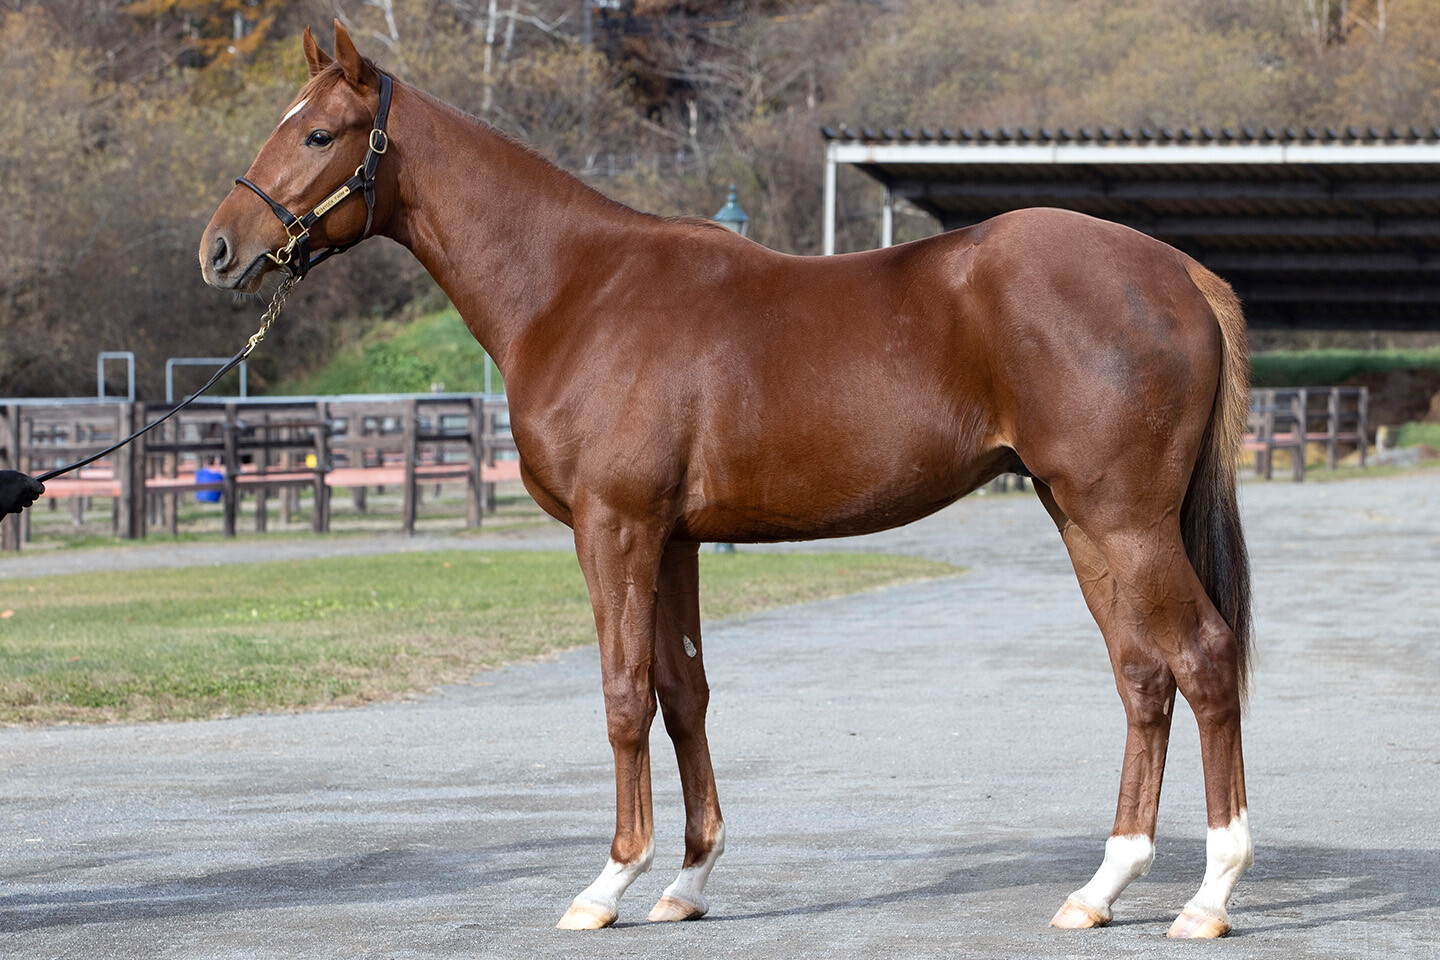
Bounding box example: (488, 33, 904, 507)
(201, 23, 1254, 939)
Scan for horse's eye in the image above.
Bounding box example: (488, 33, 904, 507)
(306, 130, 333, 148)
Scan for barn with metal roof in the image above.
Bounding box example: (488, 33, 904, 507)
(821, 125, 1440, 331)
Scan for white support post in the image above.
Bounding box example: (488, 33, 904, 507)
(881, 186, 894, 248)
(822, 145, 837, 256)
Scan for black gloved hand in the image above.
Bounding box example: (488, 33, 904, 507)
(0, 470, 44, 517)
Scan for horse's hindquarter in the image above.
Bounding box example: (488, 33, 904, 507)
(967, 209, 1225, 496)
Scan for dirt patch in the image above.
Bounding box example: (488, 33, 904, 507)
(1341, 367, 1440, 426)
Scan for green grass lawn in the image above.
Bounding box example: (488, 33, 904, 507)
(0, 550, 957, 726)
(1394, 422, 1440, 449)
(1250, 348, 1440, 388)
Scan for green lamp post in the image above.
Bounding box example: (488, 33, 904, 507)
(712, 185, 750, 554)
(713, 184, 750, 237)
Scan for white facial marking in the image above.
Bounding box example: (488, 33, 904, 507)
(659, 822, 725, 913)
(682, 632, 697, 658)
(1067, 833, 1155, 921)
(1183, 809, 1252, 920)
(281, 97, 310, 125)
(570, 841, 653, 918)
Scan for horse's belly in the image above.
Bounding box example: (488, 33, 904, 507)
(672, 442, 1012, 543)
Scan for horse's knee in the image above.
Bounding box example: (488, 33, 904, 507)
(603, 677, 657, 749)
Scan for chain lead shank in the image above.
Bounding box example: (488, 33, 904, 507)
(34, 277, 301, 484)
(244, 275, 298, 357)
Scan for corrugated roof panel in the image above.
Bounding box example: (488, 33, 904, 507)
(839, 130, 1440, 328)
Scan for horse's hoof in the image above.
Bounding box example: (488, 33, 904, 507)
(556, 901, 615, 930)
(1167, 907, 1231, 939)
(1049, 898, 1110, 929)
(647, 894, 707, 922)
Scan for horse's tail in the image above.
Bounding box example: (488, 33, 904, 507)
(1181, 262, 1254, 705)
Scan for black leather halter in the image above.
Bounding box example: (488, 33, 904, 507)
(235, 72, 393, 279)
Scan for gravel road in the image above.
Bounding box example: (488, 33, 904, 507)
(1, 470, 1436, 959)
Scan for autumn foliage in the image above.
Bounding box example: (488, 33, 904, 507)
(1, 0, 1435, 397)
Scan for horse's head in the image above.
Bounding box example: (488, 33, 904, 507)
(200, 22, 390, 292)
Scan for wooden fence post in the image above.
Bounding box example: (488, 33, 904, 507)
(483, 405, 497, 513)
(1326, 388, 1340, 470)
(1, 406, 19, 552)
(167, 413, 181, 536)
(313, 401, 330, 533)
(402, 398, 418, 535)
(1358, 387, 1369, 468)
(467, 397, 483, 528)
(351, 413, 368, 513)
(1259, 388, 1275, 480)
(223, 403, 239, 537)
(1292, 388, 1307, 482)
(128, 402, 148, 539)
(72, 420, 84, 525)
(116, 402, 134, 538)
(255, 411, 269, 533)
(282, 425, 296, 525)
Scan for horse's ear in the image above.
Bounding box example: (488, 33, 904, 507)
(302, 26, 333, 78)
(332, 19, 371, 86)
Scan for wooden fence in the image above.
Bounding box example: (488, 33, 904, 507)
(1244, 386, 1369, 481)
(0, 384, 1375, 550)
(0, 394, 515, 550)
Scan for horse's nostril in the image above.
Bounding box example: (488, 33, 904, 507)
(211, 235, 231, 271)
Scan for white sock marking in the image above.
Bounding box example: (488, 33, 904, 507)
(660, 822, 725, 913)
(280, 97, 310, 125)
(571, 841, 653, 918)
(1068, 833, 1155, 920)
(1183, 809, 1252, 920)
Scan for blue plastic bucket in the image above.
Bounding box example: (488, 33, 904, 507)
(195, 467, 223, 503)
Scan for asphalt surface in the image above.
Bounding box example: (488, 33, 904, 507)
(1, 471, 1437, 959)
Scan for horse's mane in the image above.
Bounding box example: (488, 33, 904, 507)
(285, 56, 725, 232)
(663, 215, 731, 232)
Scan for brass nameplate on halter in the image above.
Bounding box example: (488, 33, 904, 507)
(313, 185, 352, 218)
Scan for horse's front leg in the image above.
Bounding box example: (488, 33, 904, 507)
(647, 540, 724, 922)
(556, 507, 669, 930)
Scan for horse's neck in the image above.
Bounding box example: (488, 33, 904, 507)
(383, 84, 634, 368)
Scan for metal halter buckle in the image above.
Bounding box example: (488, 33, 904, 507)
(263, 227, 308, 267)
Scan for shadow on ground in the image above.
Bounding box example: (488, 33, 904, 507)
(0, 835, 592, 932)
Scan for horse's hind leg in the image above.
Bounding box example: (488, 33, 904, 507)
(647, 541, 725, 922)
(1037, 483, 1175, 930)
(1039, 481, 1251, 937)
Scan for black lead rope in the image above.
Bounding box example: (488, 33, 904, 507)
(33, 74, 396, 485)
(35, 277, 298, 484)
